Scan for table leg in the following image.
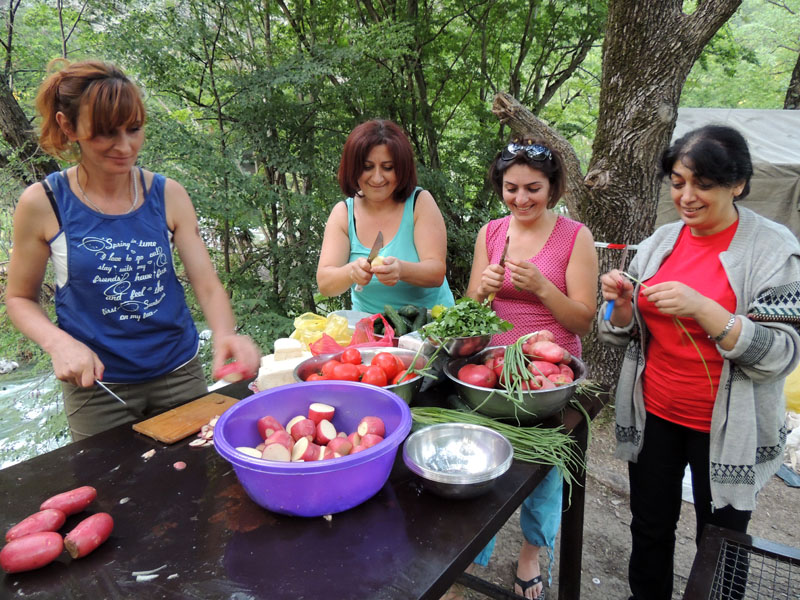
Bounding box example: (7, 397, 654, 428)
(558, 415, 588, 600)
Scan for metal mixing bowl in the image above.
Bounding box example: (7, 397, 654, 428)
(438, 334, 493, 358)
(444, 345, 587, 424)
(294, 346, 429, 404)
(402, 423, 513, 499)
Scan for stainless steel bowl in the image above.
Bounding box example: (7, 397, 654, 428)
(444, 345, 587, 424)
(402, 423, 513, 499)
(294, 346, 429, 404)
(437, 334, 493, 358)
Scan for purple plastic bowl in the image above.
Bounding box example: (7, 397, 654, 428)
(214, 381, 412, 517)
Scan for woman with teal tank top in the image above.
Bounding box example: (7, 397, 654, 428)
(317, 119, 454, 313)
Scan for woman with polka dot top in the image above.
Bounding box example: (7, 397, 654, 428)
(463, 140, 598, 600)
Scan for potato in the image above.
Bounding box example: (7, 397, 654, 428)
(40, 486, 97, 516)
(0, 531, 63, 573)
(289, 418, 316, 442)
(64, 513, 114, 559)
(257, 415, 284, 440)
(327, 437, 353, 456)
(357, 416, 385, 438)
(314, 420, 337, 445)
(371, 256, 384, 267)
(360, 433, 384, 449)
(261, 443, 291, 462)
(307, 403, 335, 424)
(5, 509, 66, 542)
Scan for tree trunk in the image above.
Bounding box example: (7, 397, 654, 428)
(492, 0, 741, 389)
(0, 79, 59, 184)
(785, 50, 800, 109)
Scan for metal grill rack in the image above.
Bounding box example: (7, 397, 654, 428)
(684, 525, 800, 600)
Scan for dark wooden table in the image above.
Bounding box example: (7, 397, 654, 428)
(0, 380, 608, 600)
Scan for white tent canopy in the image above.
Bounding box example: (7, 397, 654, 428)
(655, 108, 800, 236)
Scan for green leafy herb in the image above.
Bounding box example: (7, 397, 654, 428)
(420, 297, 512, 339)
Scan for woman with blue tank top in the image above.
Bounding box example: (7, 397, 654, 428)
(5, 59, 260, 441)
(316, 119, 454, 315)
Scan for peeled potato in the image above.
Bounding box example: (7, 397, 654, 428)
(371, 256, 384, 267)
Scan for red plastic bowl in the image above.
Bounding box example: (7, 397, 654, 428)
(214, 381, 412, 517)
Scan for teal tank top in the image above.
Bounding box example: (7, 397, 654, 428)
(347, 187, 454, 314)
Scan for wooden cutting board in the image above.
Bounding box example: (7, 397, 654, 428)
(132, 392, 239, 444)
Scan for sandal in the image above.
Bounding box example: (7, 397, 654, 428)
(514, 573, 545, 600)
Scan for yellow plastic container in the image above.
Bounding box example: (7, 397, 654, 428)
(290, 312, 352, 350)
(785, 364, 800, 413)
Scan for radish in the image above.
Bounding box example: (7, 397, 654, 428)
(360, 433, 384, 448)
(262, 443, 291, 462)
(264, 429, 294, 452)
(257, 415, 284, 440)
(5, 509, 66, 542)
(357, 416, 386, 438)
(289, 418, 316, 442)
(327, 437, 353, 456)
(64, 513, 114, 559)
(40, 486, 96, 516)
(0, 531, 63, 573)
(213, 361, 255, 383)
(307, 402, 335, 424)
(314, 420, 337, 445)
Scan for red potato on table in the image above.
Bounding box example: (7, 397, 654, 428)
(314, 420, 337, 445)
(40, 485, 97, 516)
(5, 509, 66, 542)
(307, 402, 335, 425)
(357, 416, 386, 438)
(257, 415, 284, 440)
(64, 512, 114, 559)
(0, 531, 63, 573)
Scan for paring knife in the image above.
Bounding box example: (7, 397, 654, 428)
(603, 244, 629, 320)
(95, 379, 143, 417)
(487, 235, 510, 302)
(355, 231, 384, 292)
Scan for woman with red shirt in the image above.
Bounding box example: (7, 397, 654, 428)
(599, 125, 800, 600)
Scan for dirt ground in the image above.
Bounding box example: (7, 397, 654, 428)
(462, 408, 800, 599)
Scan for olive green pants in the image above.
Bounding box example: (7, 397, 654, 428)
(62, 356, 208, 441)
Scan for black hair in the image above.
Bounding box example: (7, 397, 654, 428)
(660, 125, 753, 200)
(488, 139, 565, 209)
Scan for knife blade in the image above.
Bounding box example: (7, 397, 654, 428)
(603, 244, 629, 320)
(487, 235, 510, 302)
(355, 231, 384, 292)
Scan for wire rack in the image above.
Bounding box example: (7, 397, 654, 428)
(684, 525, 800, 600)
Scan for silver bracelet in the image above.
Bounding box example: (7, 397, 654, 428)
(710, 314, 737, 343)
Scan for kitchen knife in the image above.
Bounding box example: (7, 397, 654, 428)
(95, 379, 143, 417)
(355, 231, 384, 292)
(603, 245, 629, 320)
(487, 235, 510, 302)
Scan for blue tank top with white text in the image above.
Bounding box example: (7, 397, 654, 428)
(46, 170, 198, 383)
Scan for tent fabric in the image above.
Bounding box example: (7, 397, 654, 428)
(655, 108, 800, 237)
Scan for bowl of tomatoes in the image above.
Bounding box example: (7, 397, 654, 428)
(293, 347, 430, 404)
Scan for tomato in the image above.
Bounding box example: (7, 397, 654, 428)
(357, 363, 371, 377)
(305, 373, 326, 381)
(340, 347, 362, 365)
(331, 363, 360, 381)
(371, 352, 399, 380)
(391, 370, 416, 385)
(394, 355, 406, 373)
(361, 365, 388, 387)
(457, 363, 497, 389)
(321, 360, 342, 378)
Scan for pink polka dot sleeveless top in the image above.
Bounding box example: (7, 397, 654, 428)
(487, 215, 584, 357)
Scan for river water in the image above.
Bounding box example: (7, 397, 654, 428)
(0, 369, 70, 469)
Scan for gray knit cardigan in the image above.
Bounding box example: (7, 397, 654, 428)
(598, 207, 800, 510)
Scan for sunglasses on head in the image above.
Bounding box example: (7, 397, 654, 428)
(500, 141, 552, 162)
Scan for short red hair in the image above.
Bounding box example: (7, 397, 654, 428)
(35, 59, 146, 160)
(337, 119, 417, 202)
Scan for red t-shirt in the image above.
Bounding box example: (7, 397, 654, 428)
(639, 221, 738, 432)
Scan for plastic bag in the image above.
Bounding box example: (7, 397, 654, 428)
(290, 312, 352, 351)
(309, 313, 395, 356)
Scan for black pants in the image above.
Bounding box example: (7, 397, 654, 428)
(628, 413, 751, 600)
